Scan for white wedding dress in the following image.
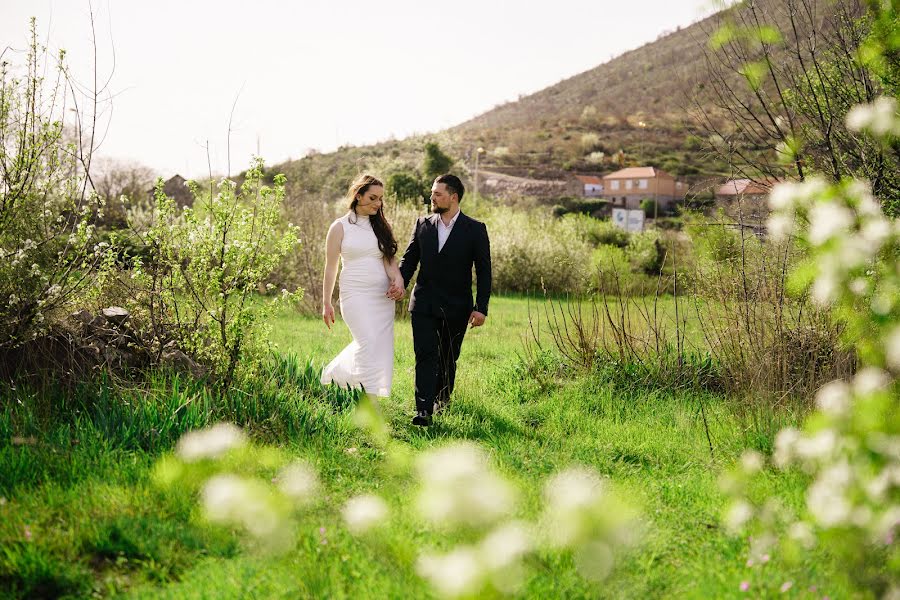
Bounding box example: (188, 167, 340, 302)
(320, 212, 395, 397)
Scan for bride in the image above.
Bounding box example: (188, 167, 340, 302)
(320, 174, 404, 398)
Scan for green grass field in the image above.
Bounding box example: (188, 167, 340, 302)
(0, 297, 860, 599)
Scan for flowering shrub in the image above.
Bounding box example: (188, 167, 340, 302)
(723, 94, 900, 593)
(120, 159, 302, 387)
(0, 20, 110, 351)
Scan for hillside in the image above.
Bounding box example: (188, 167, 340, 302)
(272, 0, 862, 200)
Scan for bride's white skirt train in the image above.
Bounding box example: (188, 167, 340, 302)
(320, 291, 394, 397)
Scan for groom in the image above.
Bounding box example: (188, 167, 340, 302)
(394, 174, 492, 426)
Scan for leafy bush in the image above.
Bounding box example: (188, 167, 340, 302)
(0, 20, 108, 352)
(627, 232, 665, 274)
(484, 210, 591, 294)
(386, 172, 425, 202)
(122, 160, 302, 388)
(422, 142, 454, 183)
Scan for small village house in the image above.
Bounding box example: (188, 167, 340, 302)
(148, 174, 193, 209)
(600, 166, 686, 214)
(715, 177, 779, 227)
(573, 175, 604, 198)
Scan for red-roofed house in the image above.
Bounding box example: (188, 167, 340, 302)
(715, 178, 781, 226)
(573, 174, 604, 197)
(600, 166, 686, 213)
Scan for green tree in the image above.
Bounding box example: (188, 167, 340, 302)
(386, 172, 425, 202)
(421, 142, 454, 183)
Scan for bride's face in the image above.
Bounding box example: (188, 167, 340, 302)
(356, 185, 384, 216)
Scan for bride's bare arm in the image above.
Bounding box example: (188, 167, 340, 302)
(322, 221, 343, 328)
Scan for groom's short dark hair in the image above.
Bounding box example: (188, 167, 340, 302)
(435, 174, 465, 201)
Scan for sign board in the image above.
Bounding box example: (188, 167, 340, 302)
(612, 208, 645, 232)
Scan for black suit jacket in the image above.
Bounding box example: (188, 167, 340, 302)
(398, 212, 492, 318)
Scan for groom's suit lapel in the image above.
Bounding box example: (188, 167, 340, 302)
(425, 214, 440, 259)
(440, 213, 469, 255)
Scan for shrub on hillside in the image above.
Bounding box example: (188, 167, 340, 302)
(386, 172, 426, 203)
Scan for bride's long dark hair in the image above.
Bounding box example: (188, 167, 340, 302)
(347, 174, 398, 259)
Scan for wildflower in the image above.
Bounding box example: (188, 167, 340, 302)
(726, 501, 754, 533)
(342, 494, 389, 534)
(479, 521, 532, 571)
(202, 474, 280, 538)
(740, 451, 764, 474)
(845, 96, 900, 137)
(853, 368, 889, 396)
(794, 429, 838, 461)
(767, 213, 795, 241)
(815, 380, 850, 415)
(276, 460, 319, 504)
(740, 581, 750, 592)
(176, 423, 246, 462)
(788, 521, 816, 548)
(811, 271, 839, 306)
(415, 442, 515, 527)
(417, 546, 483, 599)
(808, 202, 854, 246)
(23, 525, 32, 541)
(574, 539, 615, 581)
(807, 462, 853, 526)
(773, 427, 800, 468)
(780, 581, 793, 593)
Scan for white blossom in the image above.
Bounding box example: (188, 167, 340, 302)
(416, 547, 483, 599)
(808, 202, 854, 246)
(725, 501, 754, 533)
(845, 96, 900, 137)
(853, 368, 890, 396)
(479, 521, 532, 571)
(544, 467, 604, 514)
(740, 450, 764, 474)
(795, 429, 839, 462)
(342, 494, 389, 534)
(767, 213, 795, 241)
(202, 474, 280, 537)
(574, 540, 615, 581)
(815, 380, 851, 415)
(276, 461, 319, 503)
(807, 461, 853, 526)
(176, 423, 246, 462)
(774, 427, 801, 468)
(788, 521, 816, 548)
(811, 271, 839, 306)
(415, 442, 516, 527)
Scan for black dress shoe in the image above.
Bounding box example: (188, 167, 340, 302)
(411, 410, 433, 426)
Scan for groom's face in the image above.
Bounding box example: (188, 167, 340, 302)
(430, 183, 455, 214)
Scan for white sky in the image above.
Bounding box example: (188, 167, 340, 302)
(2, 1, 717, 178)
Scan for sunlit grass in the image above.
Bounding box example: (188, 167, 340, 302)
(0, 296, 858, 598)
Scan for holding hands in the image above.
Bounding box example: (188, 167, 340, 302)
(386, 275, 405, 302)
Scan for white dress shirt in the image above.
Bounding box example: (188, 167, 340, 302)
(436, 211, 461, 252)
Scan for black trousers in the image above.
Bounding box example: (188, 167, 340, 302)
(411, 311, 469, 414)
